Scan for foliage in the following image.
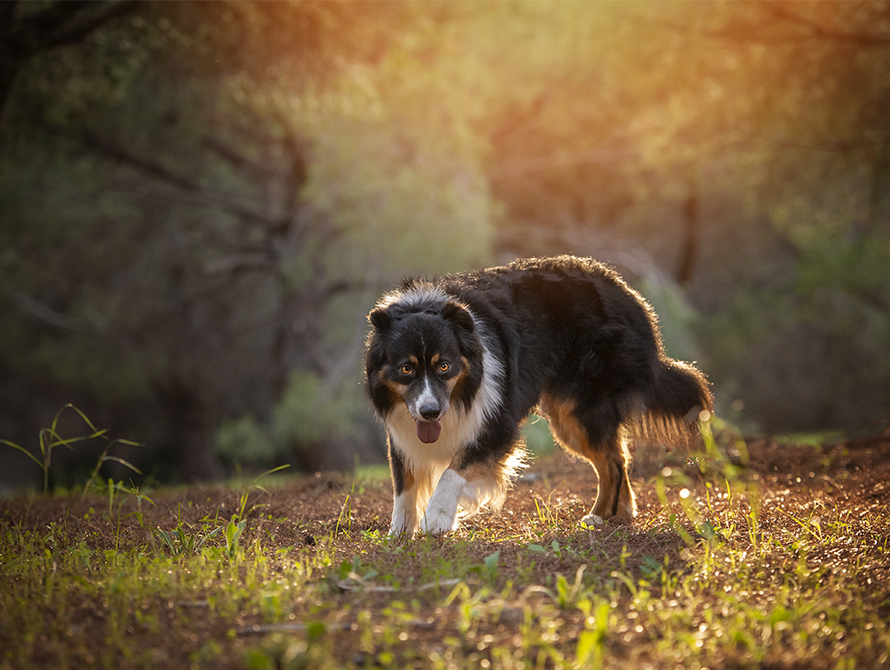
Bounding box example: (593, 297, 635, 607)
(217, 370, 368, 466)
(1, 1, 497, 480)
(216, 415, 277, 465)
(2, 1, 890, 485)
(638, 276, 702, 364)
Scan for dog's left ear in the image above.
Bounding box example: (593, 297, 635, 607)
(442, 301, 474, 333)
(369, 306, 393, 332)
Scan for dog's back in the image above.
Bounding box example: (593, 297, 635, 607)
(434, 255, 710, 426)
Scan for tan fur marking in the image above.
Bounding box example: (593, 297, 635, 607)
(401, 464, 415, 492)
(452, 461, 499, 488)
(377, 370, 409, 406)
(449, 361, 471, 401)
(538, 394, 589, 456)
(447, 368, 465, 391)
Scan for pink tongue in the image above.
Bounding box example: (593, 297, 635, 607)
(416, 419, 442, 444)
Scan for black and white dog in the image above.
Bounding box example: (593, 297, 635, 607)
(365, 256, 712, 536)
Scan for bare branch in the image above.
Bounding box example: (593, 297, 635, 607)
(201, 136, 279, 178)
(81, 133, 281, 229)
(203, 253, 274, 276)
(8, 1, 140, 54)
(8, 290, 106, 334)
(622, 3, 890, 47)
(759, 3, 890, 47)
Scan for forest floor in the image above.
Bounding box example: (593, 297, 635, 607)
(2, 423, 889, 669)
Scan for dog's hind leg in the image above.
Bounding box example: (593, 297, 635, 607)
(539, 393, 636, 526)
(580, 433, 635, 526)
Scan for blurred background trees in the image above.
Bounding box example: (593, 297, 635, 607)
(1, 0, 888, 490)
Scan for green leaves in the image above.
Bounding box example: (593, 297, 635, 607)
(469, 550, 501, 583)
(224, 518, 247, 561)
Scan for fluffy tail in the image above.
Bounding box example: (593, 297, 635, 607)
(636, 357, 713, 444)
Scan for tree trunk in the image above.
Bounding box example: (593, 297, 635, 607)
(676, 172, 699, 287)
(159, 377, 224, 482)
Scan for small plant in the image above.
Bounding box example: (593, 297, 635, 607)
(575, 599, 610, 668)
(532, 493, 562, 527)
(335, 483, 356, 535)
(156, 522, 223, 557)
(236, 464, 291, 520)
(470, 550, 501, 583)
(443, 582, 491, 640)
(225, 517, 247, 561)
(554, 565, 588, 609)
(527, 539, 567, 559)
(1, 404, 141, 494)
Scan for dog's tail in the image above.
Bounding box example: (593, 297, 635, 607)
(635, 357, 713, 444)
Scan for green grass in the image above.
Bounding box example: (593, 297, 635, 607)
(2, 420, 889, 669)
(772, 430, 843, 448)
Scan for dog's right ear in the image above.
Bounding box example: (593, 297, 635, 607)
(442, 300, 474, 333)
(369, 306, 393, 332)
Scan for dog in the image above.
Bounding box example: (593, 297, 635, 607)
(364, 256, 712, 536)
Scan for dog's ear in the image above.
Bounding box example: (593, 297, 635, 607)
(369, 306, 394, 332)
(442, 301, 474, 333)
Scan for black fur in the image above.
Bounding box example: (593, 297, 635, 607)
(365, 255, 712, 536)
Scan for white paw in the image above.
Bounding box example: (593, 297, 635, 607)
(390, 493, 417, 536)
(581, 514, 605, 528)
(421, 469, 465, 535)
(421, 504, 458, 535)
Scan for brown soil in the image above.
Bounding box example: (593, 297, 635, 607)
(2, 429, 889, 669)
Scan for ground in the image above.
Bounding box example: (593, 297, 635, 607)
(2, 424, 889, 669)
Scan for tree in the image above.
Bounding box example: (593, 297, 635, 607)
(0, 1, 139, 120)
(1, 1, 495, 484)
(3, 1, 890, 490)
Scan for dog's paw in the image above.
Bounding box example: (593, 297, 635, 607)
(388, 522, 414, 537)
(389, 513, 413, 536)
(580, 514, 605, 529)
(421, 505, 458, 536)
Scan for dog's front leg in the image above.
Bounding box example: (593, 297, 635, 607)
(421, 469, 465, 535)
(388, 444, 420, 536)
(390, 486, 418, 536)
(389, 444, 440, 536)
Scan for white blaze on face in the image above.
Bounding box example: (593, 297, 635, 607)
(411, 377, 437, 418)
(412, 375, 444, 444)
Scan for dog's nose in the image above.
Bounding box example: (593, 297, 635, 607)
(419, 405, 441, 421)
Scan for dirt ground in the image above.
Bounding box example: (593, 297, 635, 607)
(5, 428, 890, 591)
(3, 428, 890, 669)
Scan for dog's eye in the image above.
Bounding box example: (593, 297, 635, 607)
(438, 362, 450, 373)
(400, 364, 414, 376)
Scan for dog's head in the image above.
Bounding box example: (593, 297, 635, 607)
(365, 298, 481, 444)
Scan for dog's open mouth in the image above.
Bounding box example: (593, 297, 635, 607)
(416, 419, 442, 444)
